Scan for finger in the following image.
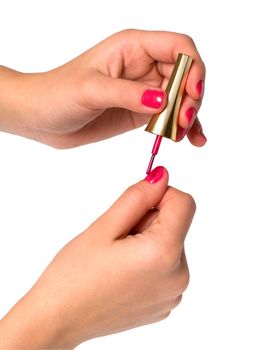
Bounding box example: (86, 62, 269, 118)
(181, 248, 188, 268)
(176, 248, 190, 294)
(156, 62, 175, 79)
(157, 61, 205, 100)
(178, 94, 202, 129)
(150, 295, 183, 316)
(138, 30, 206, 100)
(145, 187, 196, 246)
(86, 71, 167, 114)
(187, 117, 207, 147)
(129, 208, 159, 235)
(95, 166, 169, 240)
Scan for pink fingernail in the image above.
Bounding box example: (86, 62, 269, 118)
(141, 90, 164, 109)
(186, 107, 196, 124)
(198, 125, 207, 142)
(196, 80, 204, 98)
(176, 127, 187, 142)
(144, 166, 165, 184)
(200, 129, 207, 142)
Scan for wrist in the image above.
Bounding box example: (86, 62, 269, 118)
(0, 66, 45, 137)
(0, 66, 24, 133)
(0, 287, 75, 350)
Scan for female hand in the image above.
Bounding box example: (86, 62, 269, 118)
(0, 166, 196, 349)
(0, 29, 206, 148)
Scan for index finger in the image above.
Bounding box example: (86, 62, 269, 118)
(139, 30, 206, 100)
(150, 186, 196, 246)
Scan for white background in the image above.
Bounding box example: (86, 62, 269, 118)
(0, 0, 270, 349)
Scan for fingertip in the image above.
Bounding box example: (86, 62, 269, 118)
(178, 94, 202, 130)
(141, 89, 167, 111)
(176, 127, 187, 142)
(179, 106, 197, 129)
(187, 129, 207, 147)
(144, 165, 169, 184)
(186, 61, 205, 100)
(196, 80, 204, 98)
(186, 78, 205, 101)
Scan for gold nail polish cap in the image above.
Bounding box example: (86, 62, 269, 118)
(145, 53, 193, 141)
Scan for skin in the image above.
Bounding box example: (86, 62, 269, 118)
(0, 29, 206, 148)
(0, 30, 206, 348)
(0, 169, 196, 349)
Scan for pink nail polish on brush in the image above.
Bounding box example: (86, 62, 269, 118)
(145, 54, 193, 174)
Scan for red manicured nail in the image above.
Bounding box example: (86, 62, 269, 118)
(200, 129, 207, 142)
(198, 125, 207, 142)
(141, 90, 164, 109)
(176, 127, 187, 142)
(186, 107, 196, 124)
(196, 80, 204, 97)
(144, 166, 165, 184)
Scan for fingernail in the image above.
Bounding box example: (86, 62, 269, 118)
(176, 127, 187, 142)
(198, 126, 207, 142)
(196, 80, 204, 98)
(144, 166, 165, 184)
(186, 107, 196, 124)
(141, 90, 164, 109)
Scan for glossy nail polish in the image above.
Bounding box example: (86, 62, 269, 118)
(186, 107, 196, 124)
(142, 90, 164, 109)
(144, 54, 193, 173)
(176, 127, 187, 142)
(196, 80, 204, 97)
(199, 127, 207, 142)
(144, 166, 165, 184)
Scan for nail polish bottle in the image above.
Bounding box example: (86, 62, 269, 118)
(145, 53, 193, 174)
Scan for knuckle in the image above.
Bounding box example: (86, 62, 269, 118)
(175, 267, 190, 294)
(167, 187, 196, 213)
(182, 269, 190, 292)
(156, 242, 180, 271)
(201, 60, 207, 75)
(182, 192, 196, 215)
(181, 34, 195, 47)
(118, 28, 138, 37)
(140, 235, 179, 272)
(124, 185, 146, 208)
(158, 311, 171, 321)
(172, 294, 183, 309)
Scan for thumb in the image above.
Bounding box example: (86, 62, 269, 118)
(97, 166, 168, 240)
(93, 73, 167, 113)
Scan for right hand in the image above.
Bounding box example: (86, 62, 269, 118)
(0, 166, 196, 349)
(0, 30, 206, 148)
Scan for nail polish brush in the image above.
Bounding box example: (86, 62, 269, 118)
(145, 53, 193, 174)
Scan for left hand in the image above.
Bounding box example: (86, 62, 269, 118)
(0, 166, 195, 348)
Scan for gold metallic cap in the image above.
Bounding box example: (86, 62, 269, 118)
(145, 53, 193, 141)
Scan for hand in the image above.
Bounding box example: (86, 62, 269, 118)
(0, 29, 206, 148)
(0, 166, 196, 349)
